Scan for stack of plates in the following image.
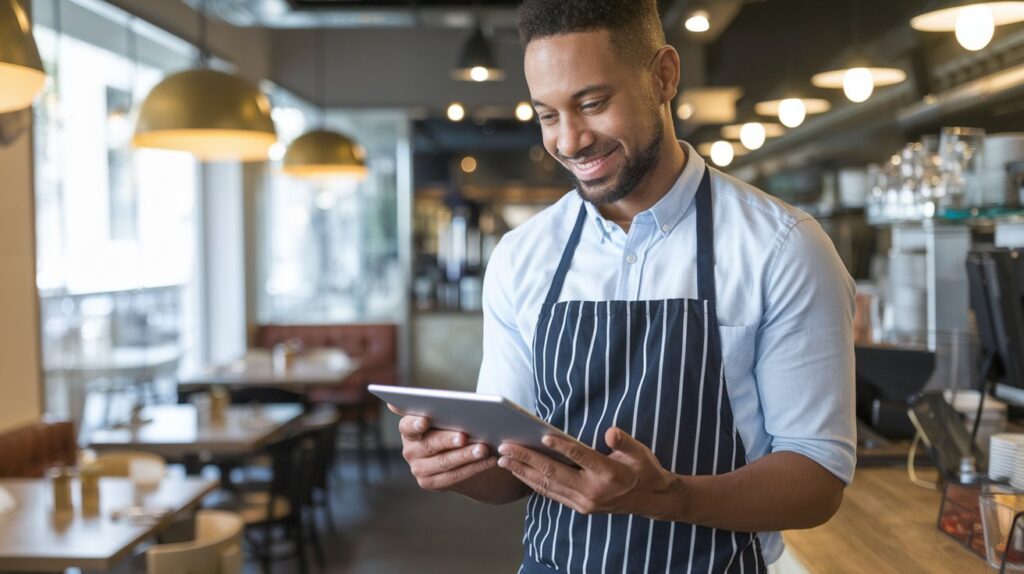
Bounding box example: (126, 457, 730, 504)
(990, 433, 1024, 483)
(981, 133, 1024, 206)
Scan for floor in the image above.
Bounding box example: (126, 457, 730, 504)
(243, 453, 529, 574)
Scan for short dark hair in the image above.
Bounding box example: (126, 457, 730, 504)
(517, 0, 665, 65)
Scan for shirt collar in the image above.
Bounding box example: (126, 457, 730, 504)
(582, 140, 706, 239)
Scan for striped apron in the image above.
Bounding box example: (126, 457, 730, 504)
(519, 167, 766, 573)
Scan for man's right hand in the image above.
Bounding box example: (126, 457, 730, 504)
(391, 405, 498, 491)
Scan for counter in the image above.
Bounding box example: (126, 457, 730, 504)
(783, 467, 988, 573)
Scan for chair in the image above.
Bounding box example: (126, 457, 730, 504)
(91, 450, 167, 477)
(146, 510, 245, 574)
(209, 432, 317, 574)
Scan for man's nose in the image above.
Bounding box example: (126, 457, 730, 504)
(556, 117, 596, 160)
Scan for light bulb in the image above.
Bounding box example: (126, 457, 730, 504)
(447, 102, 466, 122)
(676, 102, 694, 120)
(955, 5, 995, 51)
(515, 102, 534, 122)
(842, 67, 875, 103)
(685, 10, 711, 33)
(460, 156, 477, 173)
(470, 66, 490, 82)
(778, 98, 807, 128)
(709, 140, 734, 167)
(739, 122, 767, 150)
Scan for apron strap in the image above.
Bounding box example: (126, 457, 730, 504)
(695, 166, 716, 302)
(543, 203, 588, 308)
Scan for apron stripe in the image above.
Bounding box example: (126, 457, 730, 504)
(521, 166, 766, 573)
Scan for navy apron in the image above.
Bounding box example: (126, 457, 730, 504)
(519, 167, 766, 573)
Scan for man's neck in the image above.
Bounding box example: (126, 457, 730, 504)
(597, 139, 688, 232)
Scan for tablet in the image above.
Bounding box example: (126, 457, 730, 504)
(368, 384, 584, 468)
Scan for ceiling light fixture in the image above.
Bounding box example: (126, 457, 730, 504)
(0, 0, 46, 113)
(911, 1, 1024, 51)
(709, 140, 735, 167)
(685, 10, 711, 33)
(515, 101, 534, 122)
(451, 25, 505, 82)
(134, 0, 276, 161)
(283, 29, 368, 180)
(447, 102, 466, 122)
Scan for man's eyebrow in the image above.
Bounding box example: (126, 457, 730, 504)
(532, 84, 613, 109)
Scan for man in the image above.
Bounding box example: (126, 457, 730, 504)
(393, 0, 856, 571)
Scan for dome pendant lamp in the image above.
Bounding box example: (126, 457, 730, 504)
(283, 29, 368, 181)
(911, 1, 1024, 51)
(133, 0, 276, 161)
(451, 24, 505, 82)
(754, 2, 829, 128)
(0, 0, 46, 113)
(812, 0, 906, 103)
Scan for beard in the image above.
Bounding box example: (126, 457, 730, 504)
(567, 119, 664, 207)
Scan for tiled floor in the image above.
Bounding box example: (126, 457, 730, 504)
(245, 453, 529, 573)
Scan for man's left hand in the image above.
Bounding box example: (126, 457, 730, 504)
(496, 426, 682, 519)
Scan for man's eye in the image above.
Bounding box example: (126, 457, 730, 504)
(539, 114, 557, 123)
(581, 100, 605, 111)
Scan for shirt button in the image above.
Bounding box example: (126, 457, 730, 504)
(626, 253, 638, 264)
(661, 224, 671, 233)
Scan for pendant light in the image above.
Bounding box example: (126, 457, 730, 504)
(811, 1, 906, 103)
(754, 2, 829, 128)
(283, 29, 367, 181)
(0, 0, 45, 113)
(721, 121, 785, 151)
(133, 0, 276, 161)
(911, 1, 1024, 51)
(451, 24, 505, 82)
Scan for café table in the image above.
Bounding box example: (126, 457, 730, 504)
(86, 403, 304, 459)
(0, 474, 216, 572)
(178, 348, 359, 395)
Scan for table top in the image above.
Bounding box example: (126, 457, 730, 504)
(87, 403, 304, 457)
(783, 467, 989, 573)
(0, 475, 216, 572)
(179, 348, 358, 390)
(44, 344, 182, 377)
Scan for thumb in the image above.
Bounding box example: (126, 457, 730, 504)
(605, 427, 644, 457)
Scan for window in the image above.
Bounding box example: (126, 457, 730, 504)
(257, 85, 410, 324)
(33, 0, 202, 431)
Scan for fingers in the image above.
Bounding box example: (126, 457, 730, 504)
(497, 447, 584, 509)
(398, 415, 430, 440)
(541, 434, 601, 470)
(416, 455, 498, 491)
(411, 442, 491, 478)
(605, 426, 643, 455)
(403, 429, 470, 460)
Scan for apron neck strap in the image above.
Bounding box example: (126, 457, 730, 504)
(542, 165, 716, 307)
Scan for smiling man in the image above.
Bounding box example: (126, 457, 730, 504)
(393, 0, 856, 572)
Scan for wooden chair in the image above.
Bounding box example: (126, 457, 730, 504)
(146, 510, 245, 574)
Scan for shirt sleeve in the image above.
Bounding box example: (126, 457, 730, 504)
(755, 218, 857, 484)
(476, 238, 538, 413)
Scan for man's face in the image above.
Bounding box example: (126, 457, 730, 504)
(524, 30, 663, 206)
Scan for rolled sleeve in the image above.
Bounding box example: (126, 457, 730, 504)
(476, 239, 537, 413)
(755, 218, 857, 484)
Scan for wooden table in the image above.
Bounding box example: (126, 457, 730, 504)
(179, 348, 359, 393)
(0, 475, 216, 572)
(86, 403, 304, 458)
(783, 467, 990, 573)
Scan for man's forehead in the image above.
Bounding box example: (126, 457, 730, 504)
(524, 30, 624, 101)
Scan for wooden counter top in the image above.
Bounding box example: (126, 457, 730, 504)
(783, 468, 990, 574)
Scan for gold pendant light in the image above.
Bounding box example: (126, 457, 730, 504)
(282, 29, 367, 181)
(811, 2, 906, 103)
(0, 0, 45, 113)
(911, 1, 1024, 51)
(132, 0, 275, 161)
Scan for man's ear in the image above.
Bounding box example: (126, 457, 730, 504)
(652, 45, 681, 104)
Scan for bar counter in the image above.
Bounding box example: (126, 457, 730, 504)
(783, 467, 989, 573)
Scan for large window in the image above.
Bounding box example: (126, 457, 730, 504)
(33, 0, 202, 431)
(258, 86, 409, 324)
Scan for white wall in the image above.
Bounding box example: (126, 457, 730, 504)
(0, 115, 43, 432)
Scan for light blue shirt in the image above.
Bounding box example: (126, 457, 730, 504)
(476, 141, 857, 564)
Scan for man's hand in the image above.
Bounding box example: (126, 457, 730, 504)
(390, 405, 498, 491)
(496, 426, 679, 519)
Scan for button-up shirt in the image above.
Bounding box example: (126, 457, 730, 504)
(477, 140, 856, 564)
